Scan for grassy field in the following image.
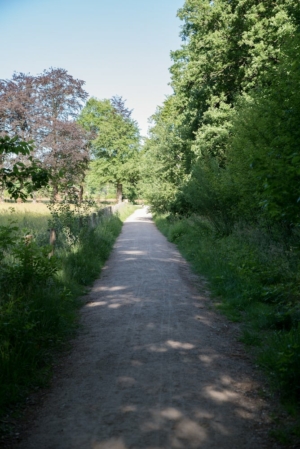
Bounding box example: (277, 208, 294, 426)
(0, 201, 124, 241)
(0, 203, 50, 242)
(0, 202, 139, 439)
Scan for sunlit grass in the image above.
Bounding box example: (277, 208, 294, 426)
(0, 202, 50, 213)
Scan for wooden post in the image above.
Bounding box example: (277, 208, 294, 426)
(49, 228, 56, 258)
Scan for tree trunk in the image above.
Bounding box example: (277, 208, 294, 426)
(116, 183, 122, 204)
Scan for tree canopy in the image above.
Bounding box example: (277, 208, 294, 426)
(79, 96, 140, 202)
(0, 68, 90, 199)
(142, 0, 300, 229)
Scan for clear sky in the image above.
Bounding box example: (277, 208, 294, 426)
(1, 0, 184, 136)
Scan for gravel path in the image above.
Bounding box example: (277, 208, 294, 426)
(19, 208, 273, 449)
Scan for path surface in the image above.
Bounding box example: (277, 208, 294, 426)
(19, 208, 272, 449)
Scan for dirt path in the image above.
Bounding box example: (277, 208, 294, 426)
(19, 208, 274, 449)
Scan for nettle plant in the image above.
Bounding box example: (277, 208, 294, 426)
(47, 195, 97, 249)
(0, 220, 58, 299)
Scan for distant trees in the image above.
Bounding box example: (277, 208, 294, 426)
(139, 95, 191, 212)
(0, 68, 90, 200)
(79, 96, 140, 202)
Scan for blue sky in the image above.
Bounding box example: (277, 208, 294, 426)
(1, 0, 184, 136)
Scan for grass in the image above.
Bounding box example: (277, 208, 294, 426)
(154, 213, 300, 445)
(0, 202, 139, 439)
(0, 203, 50, 230)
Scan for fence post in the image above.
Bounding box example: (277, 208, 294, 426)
(49, 228, 56, 258)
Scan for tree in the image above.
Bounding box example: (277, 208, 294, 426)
(0, 68, 90, 200)
(139, 95, 192, 211)
(79, 97, 140, 202)
(227, 33, 300, 227)
(0, 135, 49, 201)
(144, 0, 300, 218)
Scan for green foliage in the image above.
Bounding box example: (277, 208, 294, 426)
(168, 220, 187, 243)
(258, 327, 300, 400)
(79, 97, 140, 200)
(0, 284, 76, 413)
(47, 197, 97, 248)
(144, 0, 300, 225)
(0, 136, 49, 201)
(174, 159, 238, 235)
(139, 96, 192, 210)
(3, 239, 57, 291)
(227, 35, 300, 226)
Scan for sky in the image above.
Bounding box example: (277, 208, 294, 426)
(1, 0, 184, 136)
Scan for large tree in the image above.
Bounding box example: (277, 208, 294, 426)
(0, 68, 90, 199)
(79, 96, 140, 202)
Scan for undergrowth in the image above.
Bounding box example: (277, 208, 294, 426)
(154, 213, 300, 445)
(0, 203, 138, 437)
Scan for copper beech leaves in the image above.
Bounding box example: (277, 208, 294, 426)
(0, 68, 90, 198)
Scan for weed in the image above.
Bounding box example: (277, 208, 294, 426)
(239, 330, 262, 347)
(258, 326, 300, 400)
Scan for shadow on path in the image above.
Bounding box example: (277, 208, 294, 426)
(20, 208, 271, 449)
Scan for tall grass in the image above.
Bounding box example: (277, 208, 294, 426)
(0, 203, 138, 432)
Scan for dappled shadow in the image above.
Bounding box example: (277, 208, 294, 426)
(21, 208, 268, 449)
(80, 211, 267, 448)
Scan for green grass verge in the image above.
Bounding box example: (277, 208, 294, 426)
(154, 213, 300, 445)
(0, 204, 138, 438)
